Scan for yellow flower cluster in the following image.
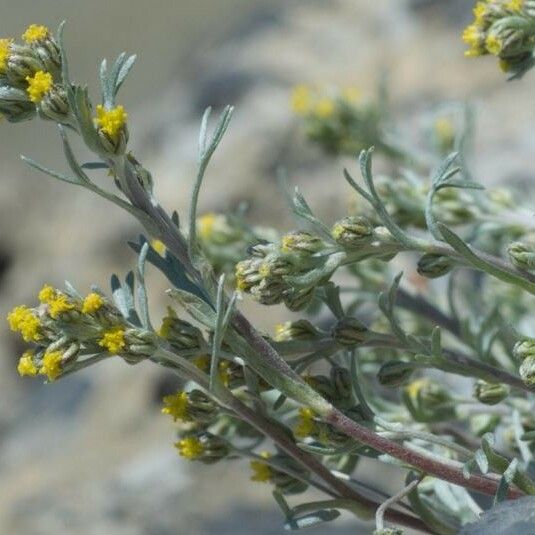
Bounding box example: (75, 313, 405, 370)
(22, 24, 49, 44)
(26, 70, 53, 103)
(250, 452, 273, 483)
(81, 292, 104, 314)
(95, 104, 128, 141)
(98, 326, 126, 354)
(7, 305, 41, 342)
(17, 350, 38, 377)
(161, 391, 189, 421)
(175, 436, 204, 460)
(0, 38, 12, 73)
(197, 213, 217, 240)
(40, 351, 63, 381)
(291, 85, 361, 118)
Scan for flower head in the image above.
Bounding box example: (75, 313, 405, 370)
(17, 351, 38, 377)
(175, 436, 204, 460)
(22, 24, 49, 44)
(47, 293, 76, 319)
(294, 407, 317, 438)
(39, 351, 62, 381)
(99, 326, 126, 354)
(38, 284, 56, 304)
(250, 452, 273, 483)
(26, 71, 53, 103)
(0, 39, 12, 73)
(291, 85, 311, 114)
(162, 391, 189, 421)
(82, 292, 104, 314)
(485, 34, 503, 55)
(7, 305, 41, 342)
(506, 0, 524, 12)
(95, 104, 128, 141)
(314, 98, 335, 118)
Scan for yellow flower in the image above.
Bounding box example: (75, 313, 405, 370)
(342, 86, 361, 103)
(22, 24, 49, 44)
(462, 24, 484, 57)
(82, 292, 104, 314)
(274, 323, 286, 342)
(218, 360, 232, 387)
(314, 98, 335, 118)
(485, 34, 503, 56)
(17, 351, 38, 377)
(39, 351, 62, 381)
(291, 85, 311, 114)
(434, 117, 455, 143)
(7, 305, 41, 342)
(95, 104, 128, 141)
(175, 436, 204, 460)
(473, 2, 488, 26)
(506, 0, 524, 12)
(162, 391, 189, 421)
(192, 354, 210, 372)
(250, 452, 273, 483)
(48, 294, 76, 319)
(99, 326, 126, 354)
(38, 284, 56, 304)
(197, 213, 217, 240)
(26, 70, 53, 103)
(405, 378, 429, 400)
(151, 239, 166, 256)
(294, 407, 316, 438)
(0, 39, 12, 74)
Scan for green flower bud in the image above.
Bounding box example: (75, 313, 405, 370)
(176, 432, 229, 464)
(473, 380, 510, 405)
(251, 278, 286, 306)
(269, 454, 309, 495)
(123, 328, 158, 363)
(283, 286, 315, 311)
(259, 254, 298, 277)
(330, 366, 352, 401)
(377, 360, 416, 387)
(159, 309, 204, 351)
(0, 85, 35, 122)
(403, 379, 455, 422)
(332, 317, 369, 346)
(274, 319, 321, 342)
(417, 253, 454, 279)
(513, 339, 535, 362)
(38, 84, 70, 123)
(5, 44, 46, 85)
(236, 258, 264, 292)
(331, 216, 373, 248)
(281, 231, 325, 255)
(186, 389, 217, 424)
(218, 359, 245, 390)
(31, 37, 62, 77)
(508, 241, 535, 271)
(520, 355, 535, 387)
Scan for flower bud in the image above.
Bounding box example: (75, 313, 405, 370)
(377, 360, 415, 387)
(0, 85, 35, 122)
(5, 44, 45, 85)
(38, 84, 70, 123)
(332, 317, 369, 346)
(251, 278, 286, 306)
(269, 453, 309, 495)
(283, 286, 315, 312)
(123, 328, 158, 363)
(331, 216, 373, 248)
(274, 319, 321, 342)
(520, 355, 535, 387)
(403, 379, 455, 422)
(31, 38, 61, 78)
(513, 339, 535, 362)
(473, 380, 509, 405)
(330, 366, 352, 401)
(218, 360, 245, 390)
(235, 258, 263, 292)
(159, 309, 204, 350)
(508, 241, 535, 271)
(281, 231, 325, 255)
(175, 432, 229, 464)
(417, 253, 454, 279)
(259, 254, 298, 278)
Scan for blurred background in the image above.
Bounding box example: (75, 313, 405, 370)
(0, 0, 533, 533)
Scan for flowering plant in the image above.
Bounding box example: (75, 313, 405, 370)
(4, 6, 535, 533)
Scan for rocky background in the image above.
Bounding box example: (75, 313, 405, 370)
(0, 0, 534, 533)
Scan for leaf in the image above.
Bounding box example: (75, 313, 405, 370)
(114, 54, 136, 96)
(283, 509, 341, 531)
(494, 459, 518, 505)
(459, 497, 535, 534)
(167, 288, 216, 328)
(136, 242, 152, 329)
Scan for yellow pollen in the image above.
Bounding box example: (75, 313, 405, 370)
(314, 98, 335, 118)
(291, 85, 311, 114)
(250, 452, 273, 483)
(485, 34, 502, 56)
(99, 326, 126, 354)
(0, 39, 12, 73)
(26, 70, 53, 103)
(192, 354, 210, 372)
(17, 351, 38, 377)
(7, 305, 41, 342)
(39, 351, 62, 381)
(22, 24, 49, 44)
(198, 213, 217, 240)
(95, 104, 128, 141)
(48, 293, 76, 319)
(151, 239, 166, 256)
(175, 436, 204, 460)
(82, 292, 104, 314)
(162, 391, 189, 421)
(294, 407, 316, 438)
(38, 284, 56, 304)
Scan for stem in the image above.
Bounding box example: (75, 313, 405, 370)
(376, 478, 421, 532)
